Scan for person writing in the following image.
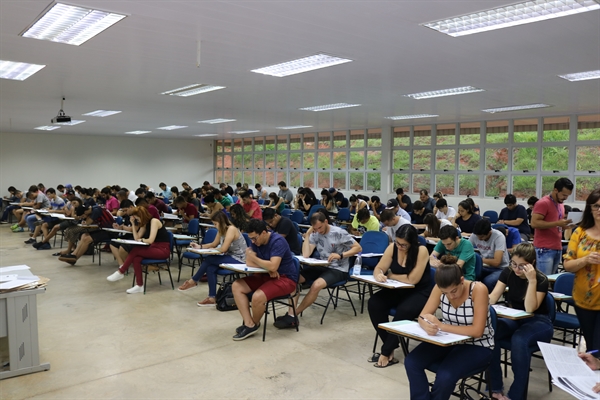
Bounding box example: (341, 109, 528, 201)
(404, 255, 494, 400)
(488, 243, 553, 400)
(368, 225, 431, 368)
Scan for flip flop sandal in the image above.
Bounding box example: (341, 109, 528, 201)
(373, 358, 399, 368)
(52, 252, 63, 256)
(367, 353, 381, 363)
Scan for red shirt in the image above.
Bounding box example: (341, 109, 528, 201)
(532, 195, 564, 250)
(179, 202, 198, 221)
(243, 200, 262, 220)
(148, 205, 160, 220)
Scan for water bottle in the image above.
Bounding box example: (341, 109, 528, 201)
(353, 253, 362, 276)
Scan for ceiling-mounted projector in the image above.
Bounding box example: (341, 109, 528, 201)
(51, 97, 71, 124)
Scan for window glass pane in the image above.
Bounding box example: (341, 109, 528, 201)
(317, 172, 330, 188)
(265, 136, 276, 151)
(303, 152, 315, 169)
(223, 170, 232, 185)
(349, 172, 364, 190)
(576, 146, 600, 171)
(303, 133, 315, 150)
(216, 140, 223, 153)
(223, 140, 232, 153)
(303, 172, 315, 188)
(350, 130, 365, 148)
(576, 176, 600, 201)
(485, 148, 508, 171)
(543, 116, 569, 142)
(243, 154, 253, 169)
(541, 176, 557, 195)
(243, 171, 252, 186)
(318, 132, 331, 149)
(233, 139, 242, 152)
(254, 171, 264, 186)
(290, 152, 301, 169)
(216, 155, 224, 169)
(253, 137, 264, 152)
(223, 155, 232, 169)
(485, 175, 507, 197)
(413, 150, 431, 170)
(277, 153, 288, 169)
(460, 122, 480, 144)
(435, 149, 455, 170)
(333, 172, 346, 189)
(436, 124, 456, 145)
(318, 152, 330, 169)
(275, 171, 286, 185)
(277, 135, 288, 151)
(393, 126, 410, 147)
(393, 174, 409, 192)
(350, 151, 364, 169)
(514, 119, 538, 143)
(254, 154, 264, 169)
(486, 120, 508, 144)
(367, 128, 382, 147)
(214, 170, 222, 184)
(367, 150, 381, 170)
(393, 149, 410, 170)
(265, 171, 275, 187)
(367, 173, 381, 191)
(458, 174, 479, 196)
(265, 153, 275, 169)
(542, 146, 568, 171)
(333, 131, 347, 148)
(414, 126, 431, 146)
(512, 176, 537, 199)
(243, 138, 253, 152)
(233, 155, 242, 169)
(412, 174, 430, 193)
(333, 152, 346, 169)
(289, 171, 301, 188)
(289, 134, 301, 151)
(577, 114, 600, 141)
(512, 147, 538, 171)
(233, 171, 243, 186)
(435, 175, 455, 195)
(459, 148, 480, 171)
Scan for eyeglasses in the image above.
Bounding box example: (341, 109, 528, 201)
(509, 261, 528, 270)
(248, 235, 259, 243)
(394, 241, 409, 249)
(591, 204, 600, 211)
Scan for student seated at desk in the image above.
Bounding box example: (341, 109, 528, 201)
(349, 208, 380, 236)
(27, 188, 66, 245)
(429, 225, 476, 281)
(109, 200, 135, 266)
(411, 200, 433, 225)
(214, 190, 232, 211)
(368, 196, 386, 221)
(173, 196, 198, 222)
(469, 219, 510, 293)
(294, 187, 318, 215)
(320, 189, 338, 215)
(380, 209, 411, 242)
(488, 242, 552, 400)
(200, 194, 224, 219)
(368, 224, 431, 367)
(241, 191, 263, 220)
(100, 187, 120, 216)
(33, 196, 79, 251)
(454, 200, 482, 234)
(267, 192, 285, 214)
(229, 203, 250, 233)
(11, 185, 50, 233)
(422, 213, 452, 239)
(348, 194, 368, 214)
(435, 198, 456, 224)
(106, 206, 171, 294)
(177, 212, 247, 306)
(0, 186, 23, 224)
(145, 191, 169, 215)
(404, 255, 494, 400)
(263, 208, 301, 255)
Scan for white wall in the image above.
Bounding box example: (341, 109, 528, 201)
(0, 132, 214, 192)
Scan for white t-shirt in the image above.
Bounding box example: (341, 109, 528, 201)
(436, 207, 456, 220)
(384, 217, 412, 242)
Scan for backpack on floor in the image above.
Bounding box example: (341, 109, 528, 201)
(215, 282, 237, 311)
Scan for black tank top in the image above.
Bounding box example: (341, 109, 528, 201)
(143, 219, 170, 243)
(389, 244, 431, 293)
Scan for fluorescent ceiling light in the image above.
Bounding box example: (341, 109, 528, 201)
(482, 103, 552, 113)
(157, 125, 187, 130)
(251, 53, 352, 77)
(276, 125, 314, 130)
(83, 110, 122, 117)
(20, 2, 126, 46)
(422, 0, 600, 37)
(125, 130, 151, 135)
(55, 119, 85, 126)
(0, 60, 45, 81)
(385, 114, 439, 120)
(229, 130, 260, 134)
(198, 118, 236, 124)
(300, 103, 361, 112)
(558, 69, 600, 81)
(404, 86, 484, 99)
(195, 134, 218, 137)
(35, 125, 60, 131)
(161, 84, 225, 97)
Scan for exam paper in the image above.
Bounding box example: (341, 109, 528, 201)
(379, 320, 470, 345)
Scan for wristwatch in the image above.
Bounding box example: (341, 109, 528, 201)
(338, 252, 343, 259)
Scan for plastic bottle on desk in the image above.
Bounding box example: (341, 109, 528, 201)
(353, 253, 362, 276)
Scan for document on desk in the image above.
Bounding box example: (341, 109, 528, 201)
(162, 213, 180, 220)
(492, 305, 532, 318)
(351, 274, 413, 288)
(361, 253, 384, 258)
(0, 275, 39, 290)
(111, 239, 149, 245)
(220, 263, 265, 273)
(294, 256, 330, 266)
(0, 265, 30, 273)
(537, 342, 599, 399)
(186, 248, 222, 255)
(379, 321, 470, 345)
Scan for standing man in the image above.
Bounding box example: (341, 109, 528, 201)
(498, 194, 531, 241)
(277, 181, 294, 205)
(419, 189, 436, 211)
(231, 219, 299, 340)
(262, 208, 301, 255)
(530, 178, 574, 275)
(469, 219, 510, 292)
(241, 191, 263, 220)
(396, 188, 413, 213)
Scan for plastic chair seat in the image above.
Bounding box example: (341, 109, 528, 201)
(554, 313, 580, 329)
(181, 251, 201, 260)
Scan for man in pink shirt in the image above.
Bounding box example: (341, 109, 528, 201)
(530, 177, 574, 275)
(241, 191, 262, 220)
(101, 188, 120, 215)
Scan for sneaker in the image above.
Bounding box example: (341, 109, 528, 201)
(232, 322, 260, 341)
(32, 241, 43, 249)
(10, 224, 18, 230)
(38, 242, 51, 250)
(126, 285, 144, 294)
(197, 297, 216, 307)
(273, 313, 299, 329)
(24, 238, 36, 244)
(177, 279, 197, 291)
(58, 254, 77, 265)
(12, 226, 24, 233)
(107, 271, 125, 282)
(235, 324, 245, 334)
(0, 220, 8, 224)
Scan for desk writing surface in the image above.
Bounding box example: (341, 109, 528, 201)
(111, 238, 149, 246)
(77, 224, 98, 228)
(198, 223, 215, 228)
(186, 248, 222, 255)
(547, 273, 565, 282)
(492, 304, 533, 319)
(351, 274, 414, 289)
(549, 292, 573, 300)
(294, 256, 330, 266)
(161, 213, 181, 220)
(379, 320, 470, 346)
(173, 234, 195, 240)
(219, 263, 267, 273)
(102, 227, 129, 233)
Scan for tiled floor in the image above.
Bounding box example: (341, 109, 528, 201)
(0, 227, 572, 399)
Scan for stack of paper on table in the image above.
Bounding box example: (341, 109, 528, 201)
(294, 256, 330, 266)
(538, 342, 599, 399)
(220, 263, 265, 273)
(492, 304, 532, 318)
(0, 265, 50, 292)
(186, 248, 222, 255)
(161, 213, 181, 220)
(379, 320, 470, 345)
(350, 274, 414, 288)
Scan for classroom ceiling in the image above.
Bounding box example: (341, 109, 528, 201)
(0, 0, 599, 140)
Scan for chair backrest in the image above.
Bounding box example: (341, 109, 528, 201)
(231, 196, 238, 204)
(166, 206, 173, 213)
(340, 197, 349, 208)
(545, 292, 556, 323)
(489, 305, 498, 331)
(291, 210, 304, 224)
(202, 228, 218, 245)
(187, 218, 200, 235)
(257, 198, 265, 205)
(474, 253, 483, 281)
(418, 235, 427, 246)
(307, 204, 322, 220)
(167, 231, 174, 253)
(281, 209, 292, 218)
(430, 267, 436, 290)
(291, 257, 301, 283)
(553, 272, 575, 306)
(114, 216, 123, 225)
(242, 232, 252, 247)
(336, 208, 351, 222)
(482, 210, 499, 223)
(360, 231, 390, 268)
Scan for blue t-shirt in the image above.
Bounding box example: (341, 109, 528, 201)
(499, 204, 531, 235)
(251, 233, 298, 282)
(506, 226, 521, 249)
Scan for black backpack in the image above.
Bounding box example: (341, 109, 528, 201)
(215, 282, 237, 311)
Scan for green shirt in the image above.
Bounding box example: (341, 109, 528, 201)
(219, 196, 232, 208)
(351, 214, 380, 232)
(433, 238, 476, 281)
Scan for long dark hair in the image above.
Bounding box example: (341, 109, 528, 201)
(424, 213, 441, 237)
(396, 224, 419, 268)
(229, 204, 249, 232)
(580, 188, 600, 230)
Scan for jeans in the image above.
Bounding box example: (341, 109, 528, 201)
(535, 248, 562, 275)
(1, 205, 18, 221)
(405, 342, 492, 400)
(480, 267, 503, 293)
(119, 242, 170, 286)
(192, 254, 239, 297)
(25, 214, 38, 231)
(574, 306, 600, 353)
(489, 314, 554, 399)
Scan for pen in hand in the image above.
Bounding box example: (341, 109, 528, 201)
(419, 315, 440, 334)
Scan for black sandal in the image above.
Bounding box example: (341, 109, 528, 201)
(367, 353, 381, 363)
(52, 252, 63, 256)
(373, 358, 399, 368)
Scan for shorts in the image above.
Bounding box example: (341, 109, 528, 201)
(59, 220, 76, 230)
(243, 274, 296, 301)
(89, 230, 116, 243)
(300, 266, 348, 286)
